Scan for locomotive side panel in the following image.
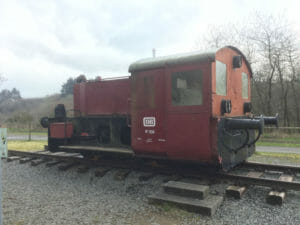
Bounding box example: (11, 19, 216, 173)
(73, 79, 130, 116)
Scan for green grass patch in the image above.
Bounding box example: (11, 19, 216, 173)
(256, 141, 300, 148)
(254, 151, 300, 159)
(250, 151, 300, 165)
(260, 137, 300, 144)
(8, 131, 47, 136)
(8, 140, 46, 152)
(159, 203, 174, 212)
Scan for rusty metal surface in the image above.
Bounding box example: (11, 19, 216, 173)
(129, 46, 252, 76)
(73, 78, 130, 116)
(50, 123, 73, 138)
(131, 60, 213, 162)
(212, 47, 252, 117)
(46, 46, 259, 170)
(130, 46, 255, 169)
(129, 50, 216, 72)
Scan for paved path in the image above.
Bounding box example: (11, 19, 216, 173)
(7, 135, 300, 154)
(256, 146, 300, 154)
(7, 135, 47, 141)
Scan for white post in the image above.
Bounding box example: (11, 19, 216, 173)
(0, 128, 7, 225)
(0, 154, 2, 225)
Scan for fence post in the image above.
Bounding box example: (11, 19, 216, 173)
(0, 128, 7, 225)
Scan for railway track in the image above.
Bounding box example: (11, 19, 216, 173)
(5, 149, 300, 192)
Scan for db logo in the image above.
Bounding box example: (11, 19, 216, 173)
(143, 117, 156, 127)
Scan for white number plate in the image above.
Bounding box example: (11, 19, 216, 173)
(143, 117, 156, 127)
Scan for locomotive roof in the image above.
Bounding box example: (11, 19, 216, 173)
(128, 46, 252, 76)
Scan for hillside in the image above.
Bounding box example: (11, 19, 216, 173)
(0, 94, 73, 131)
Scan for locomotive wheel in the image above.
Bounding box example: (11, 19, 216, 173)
(47, 144, 60, 152)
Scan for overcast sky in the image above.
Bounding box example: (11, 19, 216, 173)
(0, 0, 299, 98)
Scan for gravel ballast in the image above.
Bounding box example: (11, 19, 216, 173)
(2, 160, 300, 225)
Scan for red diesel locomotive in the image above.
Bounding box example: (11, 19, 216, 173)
(41, 46, 278, 170)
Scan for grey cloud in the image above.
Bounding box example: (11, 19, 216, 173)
(5, 37, 133, 73)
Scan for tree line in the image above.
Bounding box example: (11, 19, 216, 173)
(197, 12, 300, 127)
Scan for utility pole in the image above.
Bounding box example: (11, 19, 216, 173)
(152, 48, 156, 58)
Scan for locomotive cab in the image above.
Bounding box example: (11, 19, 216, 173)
(129, 46, 277, 170)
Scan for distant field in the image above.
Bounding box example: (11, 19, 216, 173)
(6, 130, 300, 150)
(257, 131, 300, 148)
(256, 141, 300, 148)
(8, 131, 47, 136)
(8, 140, 46, 151)
(249, 151, 300, 165)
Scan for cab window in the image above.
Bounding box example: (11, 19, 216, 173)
(171, 69, 203, 106)
(216, 60, 227, 96)
(242, 72, 248, 99)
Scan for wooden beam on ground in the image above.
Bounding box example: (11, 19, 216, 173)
(19, 157, 35, 164)
(139, 173, 156, 181)
(226, 185, 247, 199)
(46, 161, 64, 167)
(31, 158, 50, 166)
(163, 174, 182, 183)
(266, 174, 293, 205)
(94, 167, 111, 177)
(114, 169, 130, 181)
(279, 174, 293, 182)
(6, 156, 21, 162)
(58, 162, 78, 171)
(77, 165, 90, 173)
(247, 171, 263, 178)
(266, 191, 286, 205)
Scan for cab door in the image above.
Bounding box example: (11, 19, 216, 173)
(165, 62, 212, 161)
(130, 68, 167, 156)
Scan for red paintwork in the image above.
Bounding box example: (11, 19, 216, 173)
(212, 48, 251, 117)
(50, 123, 73, 138)
(66, 46, 252, 166)
(131, 68, 167, 155)
(130, 47, 252, 164)
(73, 78, 130, 116)
(131, 62, 213, 163)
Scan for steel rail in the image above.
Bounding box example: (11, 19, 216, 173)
(242, 161, 300, 174)
(6, 150, 300, 191)
(216, 172, 300, 191)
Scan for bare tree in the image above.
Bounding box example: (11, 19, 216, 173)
(195, 12, 300, 126)
(286, 38, 300, 126)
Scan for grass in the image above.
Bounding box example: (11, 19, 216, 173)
(256, 141, 300, 148)
(257, 131, 300, 148)
(254, 151, 300, 159)
(249, 151, 300, 165)
(260, 136, 300, 144)
(260, 131, 300, 141)
(8, 131, 47, 136)
(8, 140, 46, 152)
